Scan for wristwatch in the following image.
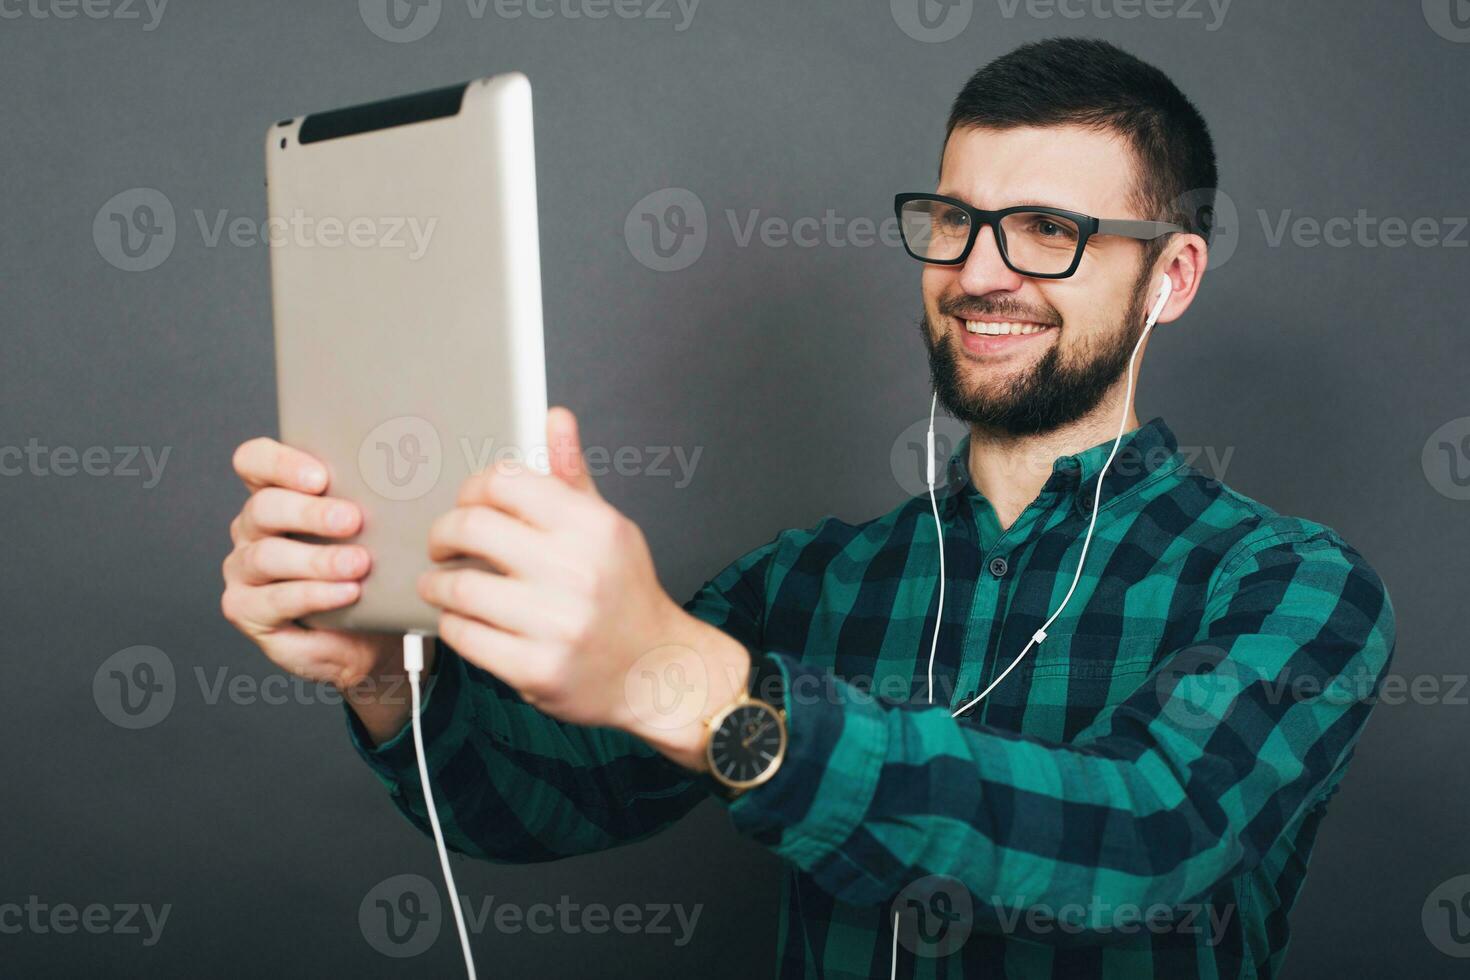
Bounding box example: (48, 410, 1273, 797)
(705, 654, 787, 798)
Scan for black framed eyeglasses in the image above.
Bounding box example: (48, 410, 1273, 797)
(894, 192, 1183, 279)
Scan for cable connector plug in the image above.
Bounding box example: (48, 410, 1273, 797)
(404, 632, 427, 675)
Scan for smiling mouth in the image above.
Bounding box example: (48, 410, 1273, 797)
(961, 319, 1055, 336)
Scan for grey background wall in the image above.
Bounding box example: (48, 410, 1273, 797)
(3, 1, 1468, 976)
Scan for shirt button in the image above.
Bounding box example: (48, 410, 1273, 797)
(988, 556, 1009, 578)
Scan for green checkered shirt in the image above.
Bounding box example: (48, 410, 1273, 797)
(349, 417, 1396, 978)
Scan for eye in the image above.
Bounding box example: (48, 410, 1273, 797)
(938, 208, 969, 232)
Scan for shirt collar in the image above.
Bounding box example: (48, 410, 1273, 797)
(942, 417, 1182, 518)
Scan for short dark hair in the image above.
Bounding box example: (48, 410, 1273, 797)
(945, 38, 1218, 261)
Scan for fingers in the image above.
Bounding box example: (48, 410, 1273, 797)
(546, 406, 601, 498)
(220, 579, 361, 632)
(243, 627, 380, 690)
(456, 463, 598, 534)
(418, 567, 577, 639)
(437, 612, 543, 693)
(234, 487, 362, 544)
(233, 437, 330, 494)
(426, 504, 575, 581)
(225, 537, 371, 587)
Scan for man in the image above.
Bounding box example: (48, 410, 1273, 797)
(221, 38, 1395, 979)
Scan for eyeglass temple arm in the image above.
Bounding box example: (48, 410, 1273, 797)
(1095, 219, 1185, 240)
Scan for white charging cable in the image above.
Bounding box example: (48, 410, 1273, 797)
(404, 632, 478, 980)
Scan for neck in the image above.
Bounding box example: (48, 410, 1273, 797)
(964, 385, 1141, 530)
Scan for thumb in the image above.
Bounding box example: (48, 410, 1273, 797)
(546, 406, 600, 497)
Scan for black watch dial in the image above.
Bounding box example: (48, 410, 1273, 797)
(709, 702, 785, 789)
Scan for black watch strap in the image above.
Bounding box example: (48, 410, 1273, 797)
(747, 651, 785, 709)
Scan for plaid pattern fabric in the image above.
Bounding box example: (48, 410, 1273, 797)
(348, 417, 1396, 979)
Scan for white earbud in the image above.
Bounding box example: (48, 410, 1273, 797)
(1145, 274, 1173, 329)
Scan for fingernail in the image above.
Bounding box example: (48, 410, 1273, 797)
(334, 548, 364, 576)
(327, 504, 353, 532)
(300, 467, 327, 492)
(331, 581, 360, 600)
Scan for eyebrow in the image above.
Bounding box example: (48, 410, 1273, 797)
(933, 188, 1093, 215)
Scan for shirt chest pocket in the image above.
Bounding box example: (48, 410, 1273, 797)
(1006, 632, 1162, 740)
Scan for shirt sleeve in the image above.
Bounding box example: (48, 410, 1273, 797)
(721, 524, 1397, 936)
(345, 535, 781, 862)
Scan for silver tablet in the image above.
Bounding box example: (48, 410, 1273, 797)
(266, 72, 547, 635)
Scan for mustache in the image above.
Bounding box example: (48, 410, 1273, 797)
(936, 294, 1061, 327)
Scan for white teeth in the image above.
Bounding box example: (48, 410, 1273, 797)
(963, 321, 1051, 336)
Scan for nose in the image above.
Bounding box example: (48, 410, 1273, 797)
(956, 223, 1026, 297)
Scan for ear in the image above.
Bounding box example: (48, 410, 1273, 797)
(1153, 235, 1208, 326)
(546, 406, 601, 498)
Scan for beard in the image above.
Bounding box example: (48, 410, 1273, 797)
(918, 271, 1151, 438)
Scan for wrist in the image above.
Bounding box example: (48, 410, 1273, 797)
(342, 633, 429, 746)
(619, 609, 751, 772)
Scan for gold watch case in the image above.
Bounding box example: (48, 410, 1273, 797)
(704, 692, 788, 794)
